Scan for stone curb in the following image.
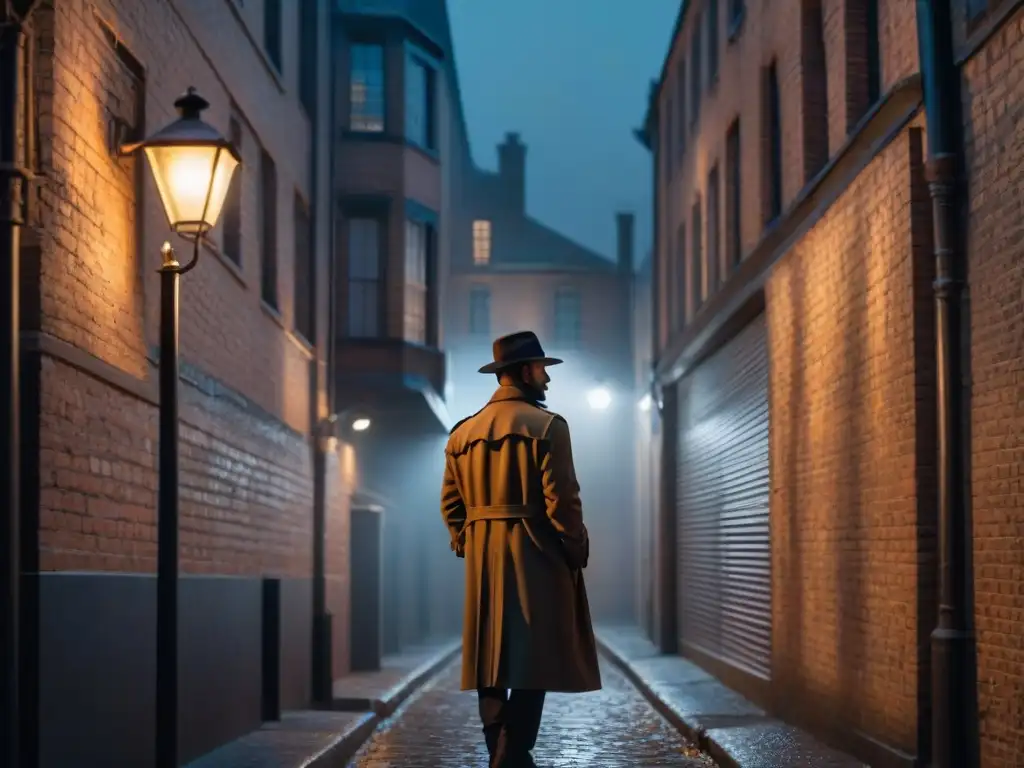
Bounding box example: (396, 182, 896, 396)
(596, 636, 750, 768)
(331, 639, 462, 718)
(304, 712, 379, 768)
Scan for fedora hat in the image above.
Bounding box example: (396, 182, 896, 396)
(478, 331, 564, 374)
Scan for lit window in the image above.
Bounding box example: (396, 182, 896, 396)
(473, 220, 491, 265)
(350, 44, 385, 132)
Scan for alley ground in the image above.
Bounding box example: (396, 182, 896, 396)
(349, 657, 716, 767)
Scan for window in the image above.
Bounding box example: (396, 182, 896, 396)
(264, 0, 282, 72)
(676, 60, 687, 162)
(406, 56, 435, 150)
(802, 0, 829, 181)
(293, 194, 314, 343)
(707, 164, 721, 292)
(473, 220, 491, 265)
(691, 199, 704, 314)
(866, 0, 881, 104)
(690, 17, 702, 127)
(553, 287, 582, 347)
(347, 218, 382, 337)
(725, 118, 742, 270)
(469, 286, 490, 337)
(350, 44, 385, 132)
(847, 0, 882, 129)
(674, 223, 686, 330)
(708, 0, 720, 83)
(222, 117, 243, 264)
(260, 149, 278, 308)
(299, 0, 318, 114)
(404, 220, 429, 344)
(763, 62, 783, 225)
(728, 0, 745, 36)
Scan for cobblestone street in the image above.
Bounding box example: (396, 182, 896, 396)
(349, 657, 716, 767)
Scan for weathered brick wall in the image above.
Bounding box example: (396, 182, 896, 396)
(27, 0, 322, 576)
(962, 6, 1024, 765)
(655, 0, 920, 348)
(766, 125, 934, 756)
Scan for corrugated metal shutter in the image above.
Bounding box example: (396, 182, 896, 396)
(676, 313, 771, 679)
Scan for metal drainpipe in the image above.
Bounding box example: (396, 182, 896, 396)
(0, 3, 35, 764)
(310, 0, 335, 709)
(915, 2, 976, 766)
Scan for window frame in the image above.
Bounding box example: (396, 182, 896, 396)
(468, 285, 491, 337)
(342, 203, 388, 339)
(405, 52, 437, 151)
(263, 0, 282, 72)
(222, 116, 244, 265)
(348, 42, 387, 133)
(293, 192, 315, 344)
(472, 219, 492, 265)
(259, 148, 279, 310)
(553, 285, 583, 348)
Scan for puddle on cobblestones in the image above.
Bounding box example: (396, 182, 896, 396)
(349, 658, 718, 767)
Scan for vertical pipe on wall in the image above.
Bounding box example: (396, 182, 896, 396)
(0, 11, 26, 767)
(915, 2, 976, 766)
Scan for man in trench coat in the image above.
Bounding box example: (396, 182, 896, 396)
(440, 330, 602, 767)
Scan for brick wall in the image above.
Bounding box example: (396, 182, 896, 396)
(655, 0, 921, 353)
(25, 0, 328, 577)
(962, 5, 1024, 765)
(765, 125, 935, 757)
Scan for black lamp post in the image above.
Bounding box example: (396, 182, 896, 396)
(121, 87, 240, 768)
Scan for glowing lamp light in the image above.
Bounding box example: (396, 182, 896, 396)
(638, 393, 652, 412)
(351, 417, 372, 432)
(122, 87, 240, 238)
(586, 387, 612, 411)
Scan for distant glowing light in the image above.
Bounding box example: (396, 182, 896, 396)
(352, 418, 371, 432)
(586, 387, 612, 411)
(638, 394, 652, 412)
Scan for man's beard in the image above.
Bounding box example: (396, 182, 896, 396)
(519, 378, 547, 401)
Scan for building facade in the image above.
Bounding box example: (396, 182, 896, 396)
(329, 0, 469, 650)
(640, 0, 1024, 766)
(445, 132, 638, 623)
(10, 0, 339, 764)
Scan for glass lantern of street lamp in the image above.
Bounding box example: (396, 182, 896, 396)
(351, 417, 372, 432)
(121, 87, 240, 239)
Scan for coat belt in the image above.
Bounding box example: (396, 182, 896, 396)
(466, 504, 542, 523)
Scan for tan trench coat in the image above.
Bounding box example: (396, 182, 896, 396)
(441, 385, 602, 693)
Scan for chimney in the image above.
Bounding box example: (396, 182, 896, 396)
(497, 132, 526, 213)
(616, 211, 635, 274)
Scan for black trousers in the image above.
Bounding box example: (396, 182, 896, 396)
(478, 688, 546, 759)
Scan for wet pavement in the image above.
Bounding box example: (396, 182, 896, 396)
(349, 657, 716, 767)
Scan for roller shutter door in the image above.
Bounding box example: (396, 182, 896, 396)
(676, 313, 771, 680)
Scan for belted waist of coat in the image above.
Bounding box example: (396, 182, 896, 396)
(466, 504, 543, 523)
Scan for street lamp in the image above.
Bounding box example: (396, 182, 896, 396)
(586, 386, 612, 411)
(121, 87, 239, 768)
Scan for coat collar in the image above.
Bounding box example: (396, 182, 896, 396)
(488, 384, 548, 409)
